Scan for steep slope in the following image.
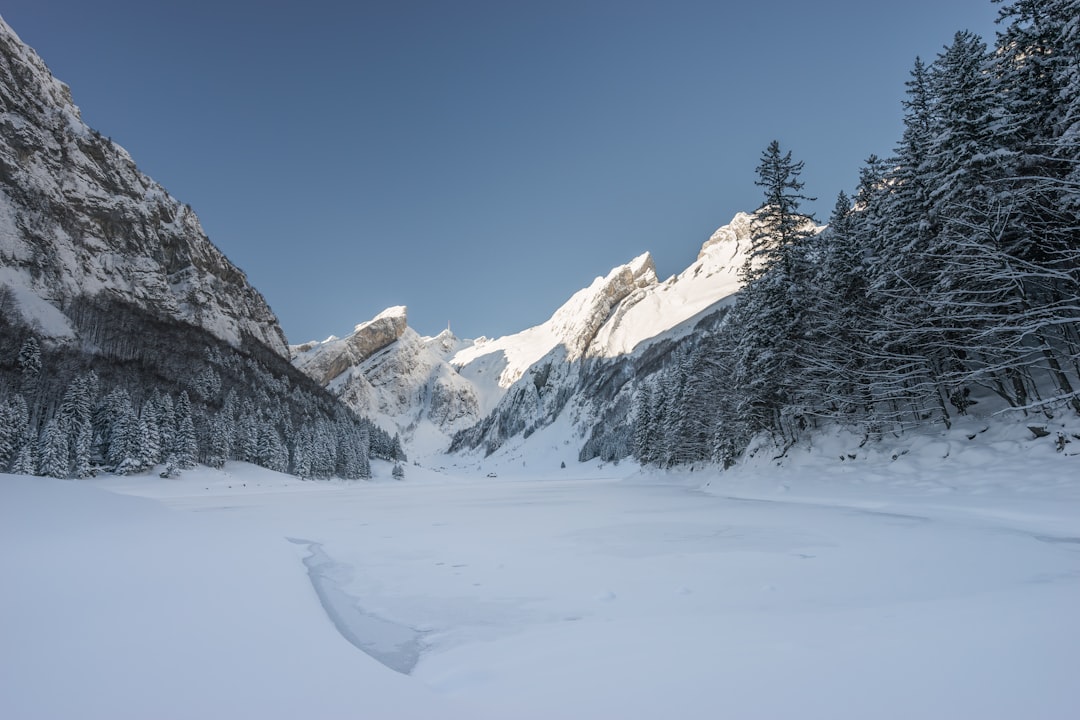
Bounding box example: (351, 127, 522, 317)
(291, 306, 480, 456)
(449, 213, 759, 461)
(449, 252, 659, 414)
(294, 213, 760, 462)
(0, 17, 382, 480)
(0, 17, 286, 355)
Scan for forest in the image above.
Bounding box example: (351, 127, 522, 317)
(0, 292, 404, 479)
(633, 0, 1080, 468)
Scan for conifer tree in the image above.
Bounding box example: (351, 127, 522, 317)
(12, 436, 38, 476)
(0, 395, 28, 470)
(173, 392, 198, 470)
(206, 413, 231, 469)
(732, 141, 818, 445)
(744, 140, 817, 282)
(18, 336, 41, 389)
(38, 417, 69, 478)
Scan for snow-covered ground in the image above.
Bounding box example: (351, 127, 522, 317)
(2, 420, 1078, 719)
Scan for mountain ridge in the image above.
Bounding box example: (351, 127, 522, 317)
(0, 16, 287, 356)
(292, 212, 765, 460)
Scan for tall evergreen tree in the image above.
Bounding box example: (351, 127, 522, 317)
(0, 395, 28, 470)
(37, 417, 69, 478)
(730, 141, 819, 445)
(173, 391, 198, 470)
(744, 140, 817, 282)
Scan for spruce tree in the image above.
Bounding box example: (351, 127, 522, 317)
(17, 336, 41, 389)
(732, 141, 818, 445)
(744, 140, 817, 282)
(38, 418, 69, 478)
(173, 392, 198, 470)
(0, 395, 28, 470)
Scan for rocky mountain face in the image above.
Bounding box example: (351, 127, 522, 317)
(291, 306, 480, 455)
(0, 18, 286, 355)
(448, 214, 754, 460)
(0, 17, 386, 481)
(294, 214, 757, 461)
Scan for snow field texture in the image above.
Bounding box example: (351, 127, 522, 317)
(2, 419, 1078, 719)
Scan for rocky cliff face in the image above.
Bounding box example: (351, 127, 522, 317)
(291, 307, 480, 455)
(293, 215, 763, 462)
(292, 306, 409, 385)
(0, 17, 287, 356)
(449, 213, 760, 459)
(0, 17, 386, 481)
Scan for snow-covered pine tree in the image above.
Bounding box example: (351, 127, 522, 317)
(56, 373, 97, 478)
(987, 0, 1080, 413)
(205, 412, 231, 468)
(390, 433, 406, 463)
(631, 381, 658, 465)
(37, 417, 69, 478)
(796, 192, 874, 426)
(257, 424, 289, 473)
(744, 140, 817, 283)
(0, 395, 28, 470)
(139, 399, 162, 469)
(191, 366, 222, 402)
(11, 434, 37, 476)
(731, 141, 818, 446)
(173, 391, 198, 470)
(106, 391, 142, 475)
(154, 392, 175, 445)
(290, 426, 313, 479)
(17, 336, 41, 389)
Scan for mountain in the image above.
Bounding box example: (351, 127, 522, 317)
(291, 306, 480, 456)
(0, 16, 385, 480)
(0, 18, 285, 355)
(448, 213, 755, 463)
(294, 213, 757, 462)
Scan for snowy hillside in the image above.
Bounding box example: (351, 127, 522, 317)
(0, 17, 384, 483)
(291, 306, 481, 457)
(449, 212, 786, 460)
(294, 213, 767, 460)
(448, 216, 751, 400)
(0, 18, 287, 355)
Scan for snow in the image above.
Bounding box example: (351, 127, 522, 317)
(359, 304, 407, 332)
(2, 422, 1078, 719)
(0, 267, 76, 339)
(445, 213, 755, 432)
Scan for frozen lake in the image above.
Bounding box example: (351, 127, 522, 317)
(2, 454, 1078, 718)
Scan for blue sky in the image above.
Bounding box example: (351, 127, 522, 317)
(3, 1, 1000, 342)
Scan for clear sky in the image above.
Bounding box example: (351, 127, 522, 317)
(3, 0, 1000, 342)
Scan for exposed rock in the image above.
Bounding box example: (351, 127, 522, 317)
(449, 213, 766, 458)
(697, 211, 754, 259)
(292, 306, 408, 385)
(293, 315, 480, 454)
(0, 18, 287, 355)
(549, 253, 657, 361)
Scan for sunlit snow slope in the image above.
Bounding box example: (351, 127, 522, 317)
(295, 213, 764, 458)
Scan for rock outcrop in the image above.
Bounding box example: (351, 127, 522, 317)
(292, 309, 480, 456)
(449, 213, 767, 458)
(292, 306, 409, 385)
(0, 17, 287, 355)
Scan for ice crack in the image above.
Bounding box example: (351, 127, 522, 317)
(287, 537, 425, 674)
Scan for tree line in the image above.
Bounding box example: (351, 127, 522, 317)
(633, 0, 1080, 467)
(0, 297, 405, 480)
